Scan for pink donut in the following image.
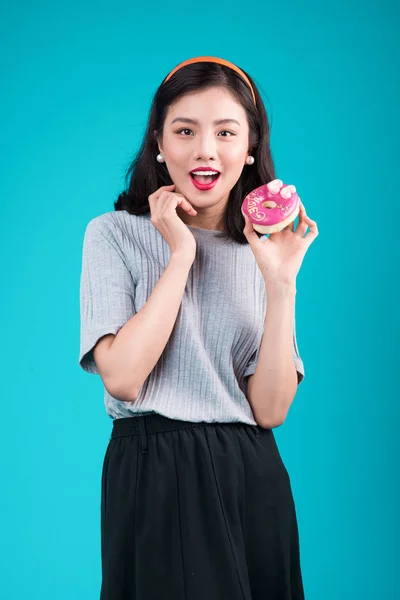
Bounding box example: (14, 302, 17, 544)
(241, 179, 300, 234)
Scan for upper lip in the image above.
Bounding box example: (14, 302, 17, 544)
(190, 167, 220, 173)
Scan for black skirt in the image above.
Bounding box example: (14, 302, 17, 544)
(100, 413, 305, 600)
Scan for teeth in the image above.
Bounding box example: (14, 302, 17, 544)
(191, 171, 219, 176)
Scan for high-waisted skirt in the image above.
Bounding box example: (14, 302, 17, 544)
(100, 413, 305, 600)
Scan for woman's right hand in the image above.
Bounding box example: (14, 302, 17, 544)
(148, 184, 197, 259)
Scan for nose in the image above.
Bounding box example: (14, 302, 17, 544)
(193, 131, 217, 161)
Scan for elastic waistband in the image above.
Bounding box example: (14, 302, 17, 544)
(111, 413, 213, 440)
(111, 411, 261, 438)
(111, 414, 262, 455)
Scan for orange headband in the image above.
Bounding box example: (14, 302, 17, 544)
(163, 56, 256, 105)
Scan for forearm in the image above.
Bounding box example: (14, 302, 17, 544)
(247, 282, 299, 427)
(108, 252, 194, 401)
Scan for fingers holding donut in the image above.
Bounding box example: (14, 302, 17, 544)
(294, 199, 308, 237)
(285, 221, 295, 232)
(294, 198, 319, 244)
(242, 182, 318, 248)
(303, 214, 319, 248)
(242, 181, 299, 235)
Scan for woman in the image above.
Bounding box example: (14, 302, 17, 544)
(79, 55, 318, 600)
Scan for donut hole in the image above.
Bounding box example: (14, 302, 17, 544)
(262, 201, 277, 209)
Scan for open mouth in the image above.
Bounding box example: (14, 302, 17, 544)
(189, 170, 221, 190)
(190, 172, 220, 184)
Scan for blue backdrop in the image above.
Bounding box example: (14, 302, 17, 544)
(1, 0, 398, 598)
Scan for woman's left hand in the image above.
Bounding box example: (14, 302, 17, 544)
(243, 198, 319, 287)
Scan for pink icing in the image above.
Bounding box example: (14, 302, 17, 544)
(242, 182, 299, 226)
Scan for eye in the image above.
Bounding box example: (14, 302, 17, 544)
(218, 130, 235, 137)
(176, 128, 194, 136)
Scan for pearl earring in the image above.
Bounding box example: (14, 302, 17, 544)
(246, 155, 255, 165)
(156, 153, 165, 163)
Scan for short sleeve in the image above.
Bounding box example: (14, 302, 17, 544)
(78, 217, 136, 374)
(243, 306, 305, 384)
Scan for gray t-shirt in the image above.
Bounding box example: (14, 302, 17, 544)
(79, 210, 304, 425)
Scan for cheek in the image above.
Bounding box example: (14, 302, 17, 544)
(169, 147, 186, 163)
(164, 152, 188, 180)
(222, 158, 245, 178)
(164, 141, 187, 164)
(222, 144, 247, 167)
(162, 135, 186, 167)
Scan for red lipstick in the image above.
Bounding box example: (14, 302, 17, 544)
(189, 167, 221, 191)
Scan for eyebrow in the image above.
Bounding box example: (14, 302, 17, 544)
(170, 117, 241, 127)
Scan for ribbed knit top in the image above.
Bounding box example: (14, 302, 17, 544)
(78, 210, 304, 425)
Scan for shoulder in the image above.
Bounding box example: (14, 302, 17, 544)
(83, 210, 151, 242)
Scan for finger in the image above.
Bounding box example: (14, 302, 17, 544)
(295, 199, 308, 236)
(150, 184, 176, 201)
(243, 214, 266, 245)
(295, 219, 309, 237)
(175, 195, 198, 215)
(285, 220, 295, 232)
(156, 189, 197, 215)
(303, 216, 319, 245)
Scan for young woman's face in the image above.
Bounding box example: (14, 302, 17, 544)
(158, 86, 251, 220)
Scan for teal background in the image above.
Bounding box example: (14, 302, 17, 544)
(1, 0, 398, 598)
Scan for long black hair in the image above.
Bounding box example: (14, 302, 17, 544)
(114, 61, 276, 244)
